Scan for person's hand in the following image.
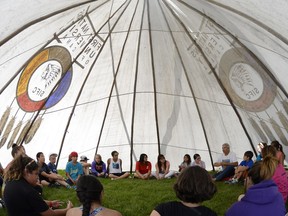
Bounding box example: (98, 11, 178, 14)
(51, 200, 64, 208)
(214, 162, 221, 167)
(66, 200, 73, 209)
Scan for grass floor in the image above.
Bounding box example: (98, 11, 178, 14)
(0, 174, 244, 216)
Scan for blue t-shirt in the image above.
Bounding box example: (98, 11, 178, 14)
(47, 162, 57, 174)
(65, 161, 83, 180)
(239, 159, 253, 169)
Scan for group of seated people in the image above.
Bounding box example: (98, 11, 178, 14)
(0, 140, 287, 216)
(64, 150, 207, 183)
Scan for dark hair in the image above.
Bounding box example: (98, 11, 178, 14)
(11, 144, 25, 158)
(193, 154, 200, 160)
(182, 154, 191, 165)
(157, 154, 166, 171)
(247, 156, 278, 185)
(174, 166, 216, 203)
(139, 154, 148, 163)
(111, 151, 118, 157)
(271, 140, 285, 159)
(4, 155, 38, 182)
(76, 175, 104, 216)
(261, 145, 277, 158)
(36, 152, 43, 161)
(244, 151, 253, 160)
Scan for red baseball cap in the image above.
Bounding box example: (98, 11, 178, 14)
(70, 151, 78, 157)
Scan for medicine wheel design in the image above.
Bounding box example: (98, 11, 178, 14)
(16, 46, 72, 112)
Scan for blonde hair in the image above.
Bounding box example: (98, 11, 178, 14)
(248, 155, 278, 184)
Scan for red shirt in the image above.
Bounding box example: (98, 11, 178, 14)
(136, 161, 151, 174)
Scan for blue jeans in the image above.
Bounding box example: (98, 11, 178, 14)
(213, 166, 235, 181)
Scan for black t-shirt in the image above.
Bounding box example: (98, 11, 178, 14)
(95, 161, 104, 172)
(39, 163, 52, 182)
(4, 178, 49, 216)
(155, 201, 217, 216)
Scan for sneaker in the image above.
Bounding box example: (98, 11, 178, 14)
(224, 178, 233, 184)
(0, 199, 5, 209)
(230, 179, 238, 184)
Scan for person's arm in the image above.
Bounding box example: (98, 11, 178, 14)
(220, 161, 238, 167)
(155, 163, 160, 179)
(144, 162, 152, 179)
(40, 200, 73, 216)
(102, 162, 107, 175)
(81, 162, 91, 168)
(164, 161, 170, 175)
(107, 159, 111, 174)
(75, 163, 83, 183)
(91, 161, 99, 175)
(150, 210, 161, 216)
(213, 155, 222, 167)
(65, 164, 75, 185)
(119, 159, 123, 172)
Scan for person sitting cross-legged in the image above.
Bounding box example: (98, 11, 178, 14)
(213, 143, 238, 181)
(152, 154, 175, 180)
(91, 154, 107, 178)
(107, 151, 130, 180)
(134, 153, 152, 180)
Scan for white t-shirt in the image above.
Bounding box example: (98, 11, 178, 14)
(217, 151, 237, 168)
(108, 158, 121, 174)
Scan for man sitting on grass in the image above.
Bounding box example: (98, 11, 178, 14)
(213, 143, 238, 181)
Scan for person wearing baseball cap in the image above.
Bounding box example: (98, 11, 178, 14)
(65, 151, 83, 187)
(80, 155, 91, 175)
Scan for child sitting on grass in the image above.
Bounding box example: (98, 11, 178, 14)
(227, 151, 254, 184)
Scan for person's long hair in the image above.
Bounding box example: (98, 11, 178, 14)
(271, 140, 286, 159)
(139, 153, 148, 164)
(247, 155, 278, 185)
(157, 154, 166, 171)
(76, 175, 103, 216)
(4, 155, 38, 182)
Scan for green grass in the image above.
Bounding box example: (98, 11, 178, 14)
(0, 172, 244, 216)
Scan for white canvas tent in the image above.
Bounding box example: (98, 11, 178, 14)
(0, 0, 287, 171)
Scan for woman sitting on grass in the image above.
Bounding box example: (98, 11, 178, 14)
(4, 155, 73, 216)
(150, 166, 217, 216)
(178, 154, 192, 172)
(152, 154, 175, 180)
(66, 175, 122, 216)
(134, 153, 152, 180)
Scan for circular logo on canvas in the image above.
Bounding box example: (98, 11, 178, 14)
(16, 46, 72, 112)
(219, 48, 276, 112)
